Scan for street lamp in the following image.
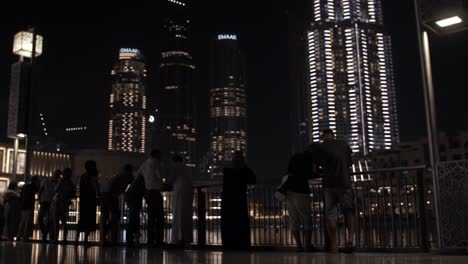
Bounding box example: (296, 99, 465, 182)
(413, 0, 466, 249)
(435, 16, 463, 27)
(6, 28, 43, 182)
(13, 31, 43, 59)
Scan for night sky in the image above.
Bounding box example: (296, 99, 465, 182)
(1, 1, 467, 182)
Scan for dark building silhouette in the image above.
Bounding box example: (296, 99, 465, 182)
(155, 0, 197, 168)
(209, 34, 247, 178)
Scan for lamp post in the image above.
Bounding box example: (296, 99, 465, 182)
(11, 133, 26, 182)
(413, 0, 465, 249)
(7, 28, 43, 182)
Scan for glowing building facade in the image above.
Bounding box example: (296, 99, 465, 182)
(210, 34, 247, 177)
(108, 48, 147, 153)
(307, 0, 399, 155)
(156, 0, 196, 167)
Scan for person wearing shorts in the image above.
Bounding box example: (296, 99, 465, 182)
(317, 129, 356, 253)
(283, 151, 318, 252)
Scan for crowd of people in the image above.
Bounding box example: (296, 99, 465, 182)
(0, 128, 355, 253)
(0, 149, 194, 248)
(0, 170, 77, 243)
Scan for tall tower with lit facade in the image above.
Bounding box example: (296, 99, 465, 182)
(307, 0, 399, 155)
(156, 0, 196, 167)
(108, 48, 147, 153)
(210, 34, 247, 177)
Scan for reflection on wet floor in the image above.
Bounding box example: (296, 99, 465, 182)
(1, 242, 468, 264)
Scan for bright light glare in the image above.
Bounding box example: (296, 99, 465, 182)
(436, 16, 463, 28)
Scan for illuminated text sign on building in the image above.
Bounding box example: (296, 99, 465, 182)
(119, 48, 141, 60)
(120, 48, 140, 54)
(217, 34, 237, 41)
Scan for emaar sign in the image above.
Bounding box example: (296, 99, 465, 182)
(217, 34, 237, 41)
(120, 48, 140, 54)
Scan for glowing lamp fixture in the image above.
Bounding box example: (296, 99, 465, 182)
(436, 16, 463, 28)
(13, 31, 43, 58)
(16, 133, 27, 138)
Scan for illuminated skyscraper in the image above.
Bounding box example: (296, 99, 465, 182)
(307, 0, 399, 155)
(210, 34, 247, 177)
(108, 48, 147, 153)
(156, 0, 196, 167)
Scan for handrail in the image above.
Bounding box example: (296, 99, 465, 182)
(259, 166, 429, 185)
(350, 165, 428, 175)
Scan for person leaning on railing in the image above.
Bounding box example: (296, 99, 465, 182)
(313, 129, 356, 253)
(282, 151, 320, 252)
(103, 164, 134, 245)
(137, 149, 165, 247)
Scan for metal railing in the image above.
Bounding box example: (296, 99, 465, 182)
(28, 166, 435, 251)
(437, 160, 468, 249)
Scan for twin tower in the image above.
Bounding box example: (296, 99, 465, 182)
(107, 0, 401, 178)
(106, 0, 247, 178)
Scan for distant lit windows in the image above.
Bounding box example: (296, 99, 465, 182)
(65, 127, 88, 132)
(108, 49, 147, 153)
(168, 0, 186, 6)
(162, 51, 191, 58)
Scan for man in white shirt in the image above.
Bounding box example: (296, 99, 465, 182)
(137, 149, 164, 246)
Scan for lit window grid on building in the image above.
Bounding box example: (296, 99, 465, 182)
(162, 121, 197, 167)
(210, 132, 248, 177)
(209, 86, 248, 176)
(313, 0, 383, 25)
(108, 55, 147, 153)
(0, 144, 71, 177)
(307, 23, 398, 154)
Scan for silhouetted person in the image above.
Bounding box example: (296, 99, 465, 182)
(138, 149, 164, 246)
(316, 129, 355, 253)
(76, 161, 100, 245)
(283, 151, 318, 252)
(168, 155, 193, 247)
(101, 164, 134, 245)
(2, 182, 20, 240)
(38, 170, 61, 241)
(17, 176, 40, 241)
(51, 168, 76, 243)
(99, 168, 113, 246)
(125, 171, 145, 247)
(221, 151, 256, 250)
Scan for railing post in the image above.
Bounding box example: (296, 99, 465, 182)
(322, 189, 330, 251)
(417, 169, 430, 252)
(197, 187, 206, 246)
